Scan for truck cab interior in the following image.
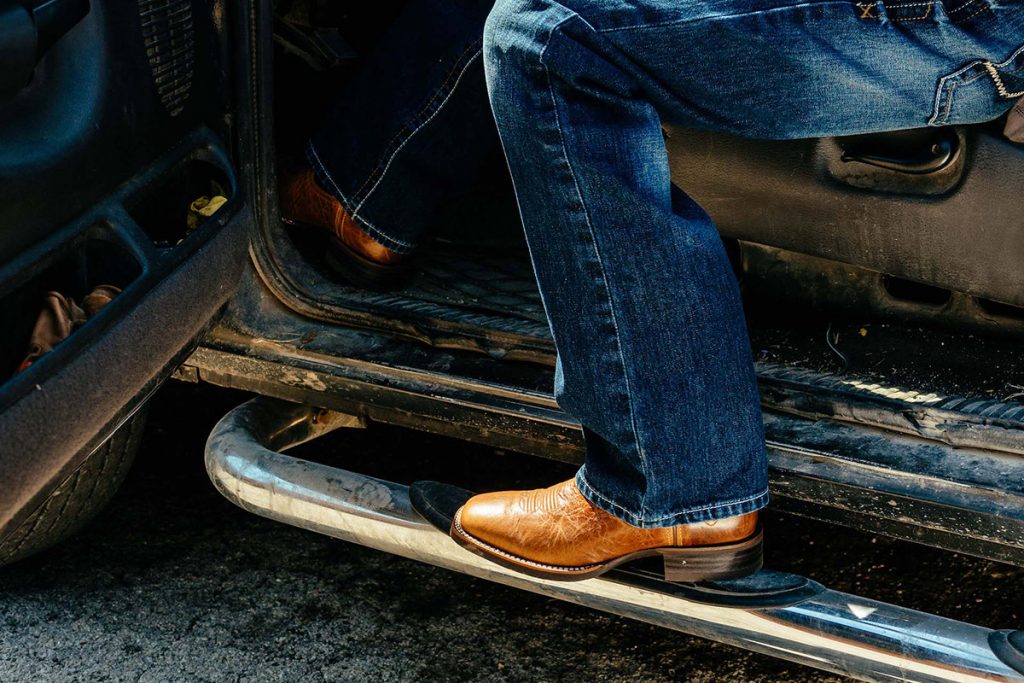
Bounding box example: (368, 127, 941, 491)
(1, 0, 1022, 571)
(264, 2, 1024, 382)
(3, 1, 1024, 677)
(183, 0, 1024, 566)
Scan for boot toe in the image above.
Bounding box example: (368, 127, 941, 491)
(456, 491, 516, 547)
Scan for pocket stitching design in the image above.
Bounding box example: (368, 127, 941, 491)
(884, 0, 934, 20)
(956, 3, 991, 21)
(984, 62, 1024, 98)
(930, 64, 977, 125)
(946, 0, 980, 13)
(945, 0, 993, 23)
(929, 42, 1024, 125)
(937, 79, 958, 124)
(992, 42, 1024, 74)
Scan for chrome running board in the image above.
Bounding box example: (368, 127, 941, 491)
(205, 398, 1024, 683)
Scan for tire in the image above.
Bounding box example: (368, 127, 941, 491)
(0, 409, 147, 567)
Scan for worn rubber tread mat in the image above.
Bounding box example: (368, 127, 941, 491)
(269, 224, 1024, 451)
(282, 224, 551, 342)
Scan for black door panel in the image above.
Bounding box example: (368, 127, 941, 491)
(0, 199, 250, 547)
(667, 124, 1024, 307)
(0, 128, 240, 402)
(0, 0, 91, 98)
(0, 0, 255, 543)
(0, 0, 230, 263)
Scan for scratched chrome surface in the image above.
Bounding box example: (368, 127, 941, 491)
(205, 398, 1024, 683)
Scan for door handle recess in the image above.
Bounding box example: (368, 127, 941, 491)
(838, 128, 960, 175)
(0, 0, 90, 99)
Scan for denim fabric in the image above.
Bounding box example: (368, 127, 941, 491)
(307, 0, 497, 254)
(482, 0, 1023, 526)
(311, 0, 1024, 527)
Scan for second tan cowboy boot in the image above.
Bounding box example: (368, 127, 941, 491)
(279, 168, 410, 289)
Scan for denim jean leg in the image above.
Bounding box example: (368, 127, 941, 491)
(484, 0, 1024, 527)
(309, 0, 499, 254)
(484, 1, 770, 527)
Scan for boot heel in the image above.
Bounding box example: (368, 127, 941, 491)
(660, 533, 764, 583)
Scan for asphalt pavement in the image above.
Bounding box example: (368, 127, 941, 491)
(1, 382, 1022, 682)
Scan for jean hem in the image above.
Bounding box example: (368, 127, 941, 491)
(305, 141, 418, 255)
(574, 468, 769, 528)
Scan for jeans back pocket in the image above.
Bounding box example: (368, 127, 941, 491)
(929, 41, 1024, 126)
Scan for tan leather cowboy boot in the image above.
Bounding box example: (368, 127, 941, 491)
(452, 478, 762, 582)
(279, 168, 410, 288)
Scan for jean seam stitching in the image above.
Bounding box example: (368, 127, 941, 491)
(347, 40, 481, 205)
(591, 0, 852, 34)
(947, 0, 994, 22)
(930, 75, 959, 126)
(943, 80, 959, 124)
(539, 14, 653, 514)
(946, 0, 980, 11)
(884, 0, 934, 20)
(577, 469, 769, 524)
(984, 61, 1024, 98)
(956, 2, 990, 19)
(306, 142, 416, 253)
(996, 43, 1024, 71)
(930, 42, 1024, 126)
(353, 48, 484, 217)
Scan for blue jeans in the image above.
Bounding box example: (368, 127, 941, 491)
(309, 0, 1024, 527)
(308, 0, 496, 254)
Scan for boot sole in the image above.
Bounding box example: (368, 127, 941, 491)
(450, 507, 764, 583)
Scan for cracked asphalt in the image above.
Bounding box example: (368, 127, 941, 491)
(1, 381, 1022, 682)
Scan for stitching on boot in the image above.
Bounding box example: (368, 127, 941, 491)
(453, 509, 601, 573)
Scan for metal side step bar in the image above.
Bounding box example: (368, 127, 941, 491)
(205, 398, 1024, 683)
